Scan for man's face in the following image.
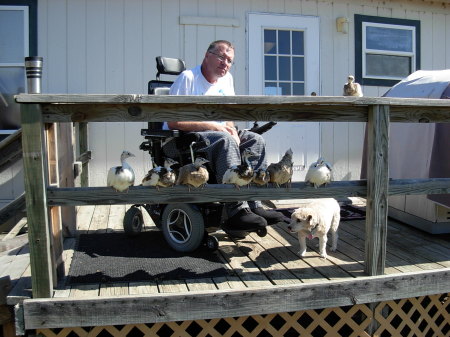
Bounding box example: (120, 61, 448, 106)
(205, 43, 234, 79)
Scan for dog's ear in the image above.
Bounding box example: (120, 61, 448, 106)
(307, 215, 313, 222)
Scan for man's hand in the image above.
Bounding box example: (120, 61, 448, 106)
(168, 121, 240, 145)
(223, 125, 240, 145)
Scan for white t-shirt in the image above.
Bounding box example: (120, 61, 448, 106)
(163, 65, 235, 129)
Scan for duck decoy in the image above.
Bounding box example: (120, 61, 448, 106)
(305, 157, 332, 188)
(142, 157, 178, 190)
(343, 75, 363, 97)
(222, 148, 256, 189)
(107, 150, 135, 192)
(267, 148, 294, 188)
(176, 157, 209, 191)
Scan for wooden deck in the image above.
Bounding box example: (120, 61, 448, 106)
(3, 203, 449, 329)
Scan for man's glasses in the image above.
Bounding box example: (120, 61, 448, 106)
(209, 51, 234, 65)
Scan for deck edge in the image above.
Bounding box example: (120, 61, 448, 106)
(22, 268, 450, 330)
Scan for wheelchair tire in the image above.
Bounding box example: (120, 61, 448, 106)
(123, 206, 144, 236)
(161, 204, 205, 252)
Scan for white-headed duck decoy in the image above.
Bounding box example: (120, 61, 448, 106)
(343, 75, 363, 97)
(107, 150, 135, 192)
(222, 148, 256, 189)
(142, 157, 178, 190)
(305, 157, 332, 188)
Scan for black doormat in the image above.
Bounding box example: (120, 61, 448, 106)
(67, 231, 229, 285)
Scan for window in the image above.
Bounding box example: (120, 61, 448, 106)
(0, 1, 37, 139)
(355, 15, 420, 87)
(263, 29, 305, 96)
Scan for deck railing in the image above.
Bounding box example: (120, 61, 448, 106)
(15, 94, 450, 298)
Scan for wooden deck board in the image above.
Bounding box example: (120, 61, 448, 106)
(4, 204, 450, 307)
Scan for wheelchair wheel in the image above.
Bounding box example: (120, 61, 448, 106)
(123, 206, 144, 236)
(161, 204, 205, 252)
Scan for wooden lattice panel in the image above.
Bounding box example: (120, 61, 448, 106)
(374, 293, 449, 337)
(36, 294, 449, 337)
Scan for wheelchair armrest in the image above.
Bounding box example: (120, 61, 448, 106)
(141, 129, 181, 138)
(249, 121, 277, 135)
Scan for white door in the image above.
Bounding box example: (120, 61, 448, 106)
(247, 13, 320, 181)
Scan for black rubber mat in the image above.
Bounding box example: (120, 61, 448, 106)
(68, 231, 229, 285)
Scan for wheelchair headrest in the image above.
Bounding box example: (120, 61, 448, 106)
(156, 57, 186, 76)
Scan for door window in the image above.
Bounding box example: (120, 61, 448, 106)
(263, 29, 305, 96)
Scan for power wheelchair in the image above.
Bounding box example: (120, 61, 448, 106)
(122, 56, 277, 253)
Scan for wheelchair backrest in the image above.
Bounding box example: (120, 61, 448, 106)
(148, 56, 186, 94)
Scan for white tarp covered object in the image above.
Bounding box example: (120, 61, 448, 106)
(384, 70, 450, 207)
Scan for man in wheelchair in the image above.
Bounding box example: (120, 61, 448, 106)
(162, 40, 287, 235)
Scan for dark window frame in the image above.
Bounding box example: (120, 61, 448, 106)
(355, 14, 420, 87)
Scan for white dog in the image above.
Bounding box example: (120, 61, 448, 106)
(288, 198, 340, 259)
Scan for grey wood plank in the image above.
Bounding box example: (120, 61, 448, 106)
(22, 268, 450, 329)
(20, 103, 53, 297)
(0, 193, 26, 228)
(78, 122, 89, 187)
(230, 234, 299, 286)
(267, 225, 357, 281)
(99, 283, 128, 296)
(128, 281, 159, 295)
(158, 280, 188, 293)
(338, 221, 423, 274)
(250, 227, 329, 283)
(185, 278, 217, 292)
(46, 178, 450, 206)
(0, 128, 22, 172)
(69, 284, 100, 298)
(2, 218, 27, 241)
(267, 224, 367, 279)
(76, 205, 95, 234)
(344, 220, 449, 270)
(365, 105, 390, 276)
(107, 204, 126, 232)
(213, 276, 245, 290)
(88, 205, 111, 234)
(14, 94, 450, 123)
(218, 236, 273, 288)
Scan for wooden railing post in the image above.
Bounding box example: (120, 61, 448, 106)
(21, 103, 53, 297)
(365, 104, 390, 276)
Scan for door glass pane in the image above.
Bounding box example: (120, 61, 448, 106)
(264, 82, 281, 95)
(293, 57, 304, 81)
(264, 56, 277, 81)
(264, 29, 276, 54)
(366, 54, 411, 78)
(292, 31, 304, 55)
(293, 83, 304, 95)
(279, 56, 291, 81)
(0, 10, 24, 63)
(278, 30, 290, 55)
(0, 67, 24, 130)
(279, 82, 291, 95)
(366, 26, 412, 52)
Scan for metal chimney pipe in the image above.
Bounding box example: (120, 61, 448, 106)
(24, 56, 43, 94)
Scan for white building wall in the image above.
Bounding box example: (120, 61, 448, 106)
(36, 0, 450, 187)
